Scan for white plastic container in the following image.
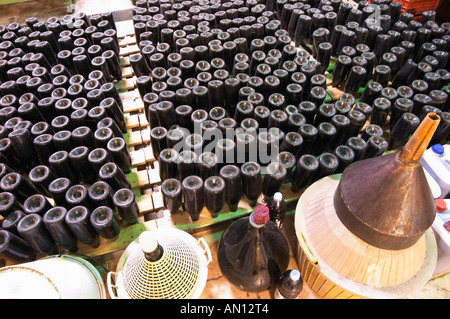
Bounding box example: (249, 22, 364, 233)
(0, 254, 106, 299)
(423, 168, 441, 199)
(432, 199, 450, 255)
(421, 144, 450, 198)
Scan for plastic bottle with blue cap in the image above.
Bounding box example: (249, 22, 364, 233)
(432, 144, 445, 156)
(431, 144, 450, 168)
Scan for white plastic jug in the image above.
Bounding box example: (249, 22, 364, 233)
(432, 199, 450, 255)
(421, 144, 450, 198)
(424, 168, 441, 199)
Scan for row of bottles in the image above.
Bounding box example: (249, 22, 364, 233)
(0, 11, 121, 83)
(129, 2, 445, 190)
(133, 0, 448, 132)
(0, 123, 130, 174)
(162, 156, 288, 220)
(0, 184, 139, 263)
(0, 12, 143, 264)
(0, 85, 126, 133)
(129, 2, 412, 212)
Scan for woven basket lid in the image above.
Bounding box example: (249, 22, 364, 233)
(113, 228, 211, 299)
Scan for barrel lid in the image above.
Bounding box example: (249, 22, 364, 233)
(0, 267, 60, 298)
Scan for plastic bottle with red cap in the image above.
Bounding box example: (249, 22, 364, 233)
(433, 199, 450, 254)
(435, 199, 450, 232)
(436, 199, 447, 214)
(217, 205, 290, 293)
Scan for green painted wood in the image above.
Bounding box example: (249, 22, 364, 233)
(0, 0, 32, 5)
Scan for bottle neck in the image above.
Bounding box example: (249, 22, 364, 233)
(144, 244, 164, 262)
(249, 213, 265, 229)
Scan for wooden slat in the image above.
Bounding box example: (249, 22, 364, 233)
(115, 79, 135, 91)
(130, 149, 146, 166)
(343, 237, 369, 283)
(125, 114, 140, 129)
(137, 193, 154, 213)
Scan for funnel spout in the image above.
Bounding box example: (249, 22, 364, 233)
(399, 113, 441, 165)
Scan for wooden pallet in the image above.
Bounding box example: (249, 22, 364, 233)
(0, 20, 397, 268)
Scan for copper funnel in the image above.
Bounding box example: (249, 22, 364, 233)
(334, 113, 441, 250)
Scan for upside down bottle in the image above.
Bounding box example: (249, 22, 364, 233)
(217, 205, 290, 292)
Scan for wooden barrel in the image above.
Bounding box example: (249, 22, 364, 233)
(294, 175, 438, 299)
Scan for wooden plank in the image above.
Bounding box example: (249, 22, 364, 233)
(120, 56, 130, 67)
(137, 193, 154, 213)
(127, 130, 142, 145)
(125, 114, 140, 129)
(130, 149, 146, 166)
(119, 46, 131, 57)
(119, 37, 128, 48)
(125, 36, 137, 46)
(115, 79, 135, 91)
(143, 147, 156, 162)
(122, 66, 134, 78)
(122, 44, 140, 56)
(148, 162, 161, 184)
(123, 99, 144, 113)
(151, 187, 164, 211)
(140, 126, 151, 142)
